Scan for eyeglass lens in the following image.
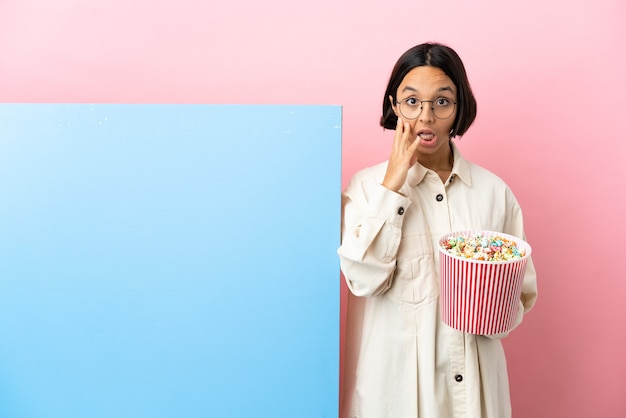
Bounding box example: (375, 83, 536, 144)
(399, 99, 455, 120)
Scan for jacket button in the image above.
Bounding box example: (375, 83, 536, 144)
(397, 207, 405, 215)
(436, 194, 444, 202)
(455, 374, 463, 382)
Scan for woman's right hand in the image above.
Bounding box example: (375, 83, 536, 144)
(381, 116, 420, 193)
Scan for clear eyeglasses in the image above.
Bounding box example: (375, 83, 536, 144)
(397, 97, 458, 120)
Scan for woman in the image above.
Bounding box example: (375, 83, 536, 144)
(338, 43, 538, 418)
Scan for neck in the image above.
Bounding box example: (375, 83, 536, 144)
(419, 143, 454, 172)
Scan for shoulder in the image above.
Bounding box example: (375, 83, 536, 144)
(455, 152, 511, 191)
(345, 161, 389, 189)
(453, 142, 512, 191)
(469, 161, 509, 187)
(464, 159, 522, 210)
(342, 161, 392, 205)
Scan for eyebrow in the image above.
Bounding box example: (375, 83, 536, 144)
(402, 86, 456, 94)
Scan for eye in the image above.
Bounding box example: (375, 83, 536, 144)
(404, 97, 420, 107)
(435, 98, 452, 107)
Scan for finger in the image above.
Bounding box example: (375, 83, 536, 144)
(409, 133, 421, 152)
(395, 116, 405, 140)
(396, 117, 410, 142)
(392, 116, 405, 150)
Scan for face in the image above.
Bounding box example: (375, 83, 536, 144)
(390, 66, 457, 159)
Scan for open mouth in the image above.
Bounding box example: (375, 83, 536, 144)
(417, 130, 435, 141)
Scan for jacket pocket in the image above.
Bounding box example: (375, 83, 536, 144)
(387, 234, 438, 305)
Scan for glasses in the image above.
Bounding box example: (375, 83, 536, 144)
(397, 97, 457, 120)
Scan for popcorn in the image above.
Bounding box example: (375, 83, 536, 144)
(438, 230, 532, 334)
(441, 233, 526, 261)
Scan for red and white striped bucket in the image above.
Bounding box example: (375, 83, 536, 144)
(438, 230, 531, 335)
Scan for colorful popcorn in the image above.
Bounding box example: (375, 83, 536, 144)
(441, 233, 526, 261)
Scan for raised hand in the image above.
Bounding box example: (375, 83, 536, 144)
(381, 116, 420, 193)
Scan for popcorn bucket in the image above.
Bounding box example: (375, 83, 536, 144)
(438, 230, 531, 335)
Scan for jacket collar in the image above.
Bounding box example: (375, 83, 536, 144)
(406, 141, 472, 187)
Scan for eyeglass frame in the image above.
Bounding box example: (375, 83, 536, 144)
(395, 97, 458, 120)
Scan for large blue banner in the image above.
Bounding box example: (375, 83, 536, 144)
(0, 104, 341, 417)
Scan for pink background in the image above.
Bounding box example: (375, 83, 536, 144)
(1, 1, 625, 416)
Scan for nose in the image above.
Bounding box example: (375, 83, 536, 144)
(418, 101, 435, 122)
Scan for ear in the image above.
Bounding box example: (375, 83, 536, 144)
(389, 95, 397, 115)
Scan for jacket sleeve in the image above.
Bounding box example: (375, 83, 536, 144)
(337, 176, 412, 297)
(487, 187, 538, 339)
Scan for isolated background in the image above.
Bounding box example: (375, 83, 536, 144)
(1, 0, 625, 416)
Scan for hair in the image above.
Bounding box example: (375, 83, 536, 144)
(380, 43, 477, 138)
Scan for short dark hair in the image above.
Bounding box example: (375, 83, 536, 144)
(380, 43, 477, 138)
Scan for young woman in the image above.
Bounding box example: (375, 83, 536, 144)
(338, 43, 538, 418)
